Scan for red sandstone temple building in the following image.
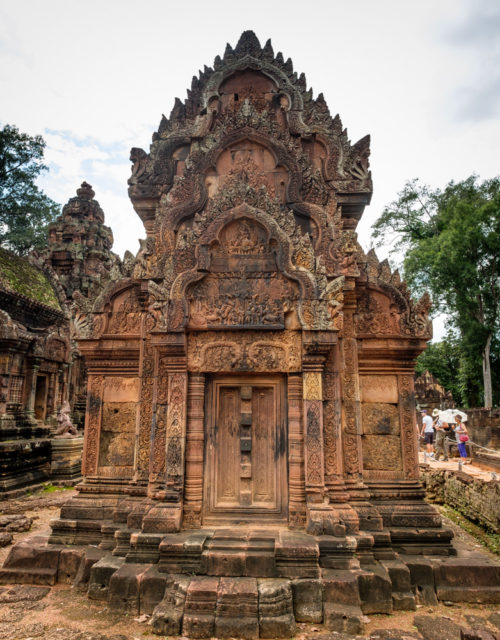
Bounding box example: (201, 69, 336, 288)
(54, 31, 435, 543)
(6, 32, 495, 637)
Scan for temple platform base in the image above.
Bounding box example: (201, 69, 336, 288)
(0, 527, 499, 638)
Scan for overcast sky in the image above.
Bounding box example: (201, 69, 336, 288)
(1, 0, 499, 336)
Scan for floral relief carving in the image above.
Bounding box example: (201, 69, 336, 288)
(187, 331, 301, 372)
(399, 374, 419, 480)
(83, 375, 104, 475)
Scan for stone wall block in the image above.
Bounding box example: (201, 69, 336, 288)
(150, 575, 190, 636)
(381, 559, 416, 611)
(57, 547, 85, 584)
(433, 560, 500, 604)
(138, 564, 167, 614)
(215, 577, 259, 639)
(402, 556, 438, 605)
(72, 547, 106, 590)
(291, 578, 323, 622)
(323, 603, 365, 634)
(360, 375, 398, 403)
(258, 578, 296, 638)
(357, 565, 393, 614)
(182, 576, 219, 638)
(361, 403, 400, 435)
(87, 555, 124, 600)
(107, 562, 151, 613)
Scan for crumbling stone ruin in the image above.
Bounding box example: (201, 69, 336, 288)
(0, 182, 117, 494)
(1, 31, 498, 636)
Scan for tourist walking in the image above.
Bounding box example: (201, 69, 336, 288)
(432, 409, 450, 461)
(453, 415, 469, 464)
(420, 409, 435, 457)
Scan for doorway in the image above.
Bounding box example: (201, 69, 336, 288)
(34, 375, 47, 421)
(203, 376, 287, 524)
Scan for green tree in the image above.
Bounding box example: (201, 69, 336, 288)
(373, 175, 500, 408)
(0, 124, 60, 255)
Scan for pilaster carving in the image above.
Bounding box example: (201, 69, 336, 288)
(287, 373, 305, 527)
(183, 374, 205, 527)
(135, 333, 154, 483)
(341, 305, 362, 480)
(82, 375, 104, 475)
(165, 371, 188, 493)
(399, 374, 419, 480)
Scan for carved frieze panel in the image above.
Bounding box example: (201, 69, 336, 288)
(187, 331, 301, 372)
(91, 287, 144, 337)
(362, 435, 402, 471)
(355, 289, 401, 336)
(187, 273, 299, 330)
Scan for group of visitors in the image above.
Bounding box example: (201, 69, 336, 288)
(420, 409, 470, 464)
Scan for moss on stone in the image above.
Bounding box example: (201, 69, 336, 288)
(0, 247, 61, 310)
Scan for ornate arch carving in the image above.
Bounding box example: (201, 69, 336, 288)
(168, 203, 318, 332)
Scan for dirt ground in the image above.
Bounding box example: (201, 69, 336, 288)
(0, 488, 498, 640)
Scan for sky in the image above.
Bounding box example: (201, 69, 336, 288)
(1, 0, 499, 337)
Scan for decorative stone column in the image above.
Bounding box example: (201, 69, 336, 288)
(287, 373, 306, 528)
(398, 374, 419, 481)
(81, 375, 104, 476)
(134, 328, 155, 484)
(46, 372, 57, 421)
(183, 373, 205, 528)
(24, 359, 40, 423)
(341, 293, 383, 532)
(323, 342, 359, 534)
(302, 332, 348, 536)
(142, 331, 187, 532)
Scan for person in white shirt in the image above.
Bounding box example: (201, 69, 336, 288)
(420, 409, 435, 457)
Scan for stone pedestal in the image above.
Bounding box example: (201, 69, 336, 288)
(50, 436, 84, 485)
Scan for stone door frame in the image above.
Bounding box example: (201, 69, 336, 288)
(202, 374, 288, 525)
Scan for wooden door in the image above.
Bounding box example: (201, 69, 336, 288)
(203, 377, 287, 523)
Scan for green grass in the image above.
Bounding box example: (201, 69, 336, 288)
(439, 504, 500, 557)
(41, 483, 74, 493)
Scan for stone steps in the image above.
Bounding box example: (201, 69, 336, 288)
(0, 530, 499, 638)
(0, 566, 57, 585)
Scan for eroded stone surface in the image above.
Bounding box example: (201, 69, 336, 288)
(413, 615, 465, 640)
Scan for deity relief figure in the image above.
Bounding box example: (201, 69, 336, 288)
(54, 401, 79, 438)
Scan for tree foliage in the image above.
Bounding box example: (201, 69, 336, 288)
(373, 175, 500, 407)
(0, 124, 60, 255)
